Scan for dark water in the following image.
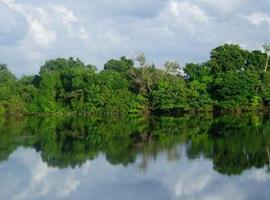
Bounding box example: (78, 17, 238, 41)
(1, 114, 270, 200)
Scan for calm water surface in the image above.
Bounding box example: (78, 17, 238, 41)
(1, 114, 270, 200)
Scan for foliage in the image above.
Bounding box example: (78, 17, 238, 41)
(208, 44, 249, 74)
(152, 74, 188, 111)
(1, 44, 270, 115)
(211, 71, 261, 109)
(104, 56, 134, 73)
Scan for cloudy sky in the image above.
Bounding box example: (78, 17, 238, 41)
(0, 0, 269, 76)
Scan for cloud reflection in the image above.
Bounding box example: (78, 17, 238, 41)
(1, 146, 270, 200)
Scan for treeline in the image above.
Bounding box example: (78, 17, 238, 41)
(1, 43, 270, 116)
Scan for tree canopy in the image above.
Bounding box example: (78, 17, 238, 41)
(0, 43, 270, 116)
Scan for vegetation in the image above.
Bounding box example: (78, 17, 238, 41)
(1, 44, 270, 116)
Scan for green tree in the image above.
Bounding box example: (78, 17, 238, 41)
(208, 44, 249, 74)
(164, 60, 180, 75)
(184, 63, 211, 81)
(211, 71, 261, 110)
(152, 74, 188, 111)
(104, 56, 134, 73)
(247, 50, 267, 71)
(136, 52, 147, 67)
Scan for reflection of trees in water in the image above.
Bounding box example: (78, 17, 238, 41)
(186, 114, 270, 175)
(0, 115, 196, 169)
(1, 114, 270, 175)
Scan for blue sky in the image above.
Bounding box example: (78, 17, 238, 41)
(0, 0, 270, 76)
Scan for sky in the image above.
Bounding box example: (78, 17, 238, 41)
(0, 0, 269, 76)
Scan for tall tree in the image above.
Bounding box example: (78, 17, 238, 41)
(208, 44, 249, 74)
(263, 43, 270, 72)
(164, 60, 180, 75)
(0, 64, 16, 84)
(104, 56, 134, 73)
(136, 52, 146, 68)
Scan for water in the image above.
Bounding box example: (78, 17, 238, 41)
(1, 114, 270, 200)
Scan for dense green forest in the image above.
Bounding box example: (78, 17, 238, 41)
(1, 43, 270, 116)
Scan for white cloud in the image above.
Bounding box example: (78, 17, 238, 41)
(52, 4, 89, 41)
(244, 168, 270, 182)
(52, 5, 78, 25)
(0, 0, 56, 48)
(200, 0, 244, 13)
(242, 12, 270, 26)
(159, 1, 210, 33)
(28, 20, 56, 47)
(169, 1, 209, 23)
(175, 173, 213, 196)
(1, 148, 83, 200)
(57, 178, 80, 198)
(158, 1, 212, 42)
(0, 0, 91, 73)
(0, 0, 269, 76)
(103, 30, 130, 47)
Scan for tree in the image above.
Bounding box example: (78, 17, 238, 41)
(184, 63, 211, 81)
(260, 72, 270, 105)
(263, 43, 270, 72)
(152, 74, 188, 111)
(0, 64, 28, 115)
(104, 56, 134, 73)
(0, 64, 16, 101)
(2, 43, 270, 116)
(37, 58, 97, 112)
(0, 64, 16, 84)
(136, 52, 146, 67)
(247, 50, 267, 71)
(164, 60, 180, 75)
(211, 71, 261, 109)
(208, 44, 249, 74)
(184, 63, 213, 110)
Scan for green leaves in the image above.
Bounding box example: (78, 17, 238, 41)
(152, 74, 188, 110)
(0, 64, 16, 84)
(104, 56, 134, 73)
(208, 44, 249, 74)
(211, 71, 261, 109)
(1, 43, 270, 115)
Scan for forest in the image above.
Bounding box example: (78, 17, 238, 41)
(1, 43, 270, 116)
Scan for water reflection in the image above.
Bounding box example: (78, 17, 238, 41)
(1, 114, 270, 199)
